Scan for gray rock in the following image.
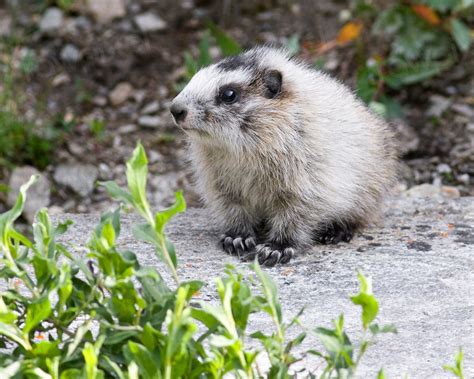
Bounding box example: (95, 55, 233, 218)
(117, 124, 138, 134)
(39, 7, 63, 34)
(452, 103, 474, 119)
(141, 101, 160, 115)
(7, 166, 51, 223)
(0, 13, 12, 36)
(404, 184, 442, 198)
(53, 163, 98, 197)
(84, 0, 126, 24)
(436, 163, 452, 175)
(109, 82, 133, 106)
(427, 95, 451, 118)
(55, 196, 474, 377)
(138, 115, 163, 129)
(392, 119, 420, 156)
(134, 12, 167, 32)
(60, 44, 81, 62)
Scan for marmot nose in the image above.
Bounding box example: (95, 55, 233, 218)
(170, 103, 188, 124)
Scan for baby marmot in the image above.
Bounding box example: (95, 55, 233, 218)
(170, 47, 397, 266)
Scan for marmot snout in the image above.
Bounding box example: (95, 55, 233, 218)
(171, 46, 397, 266)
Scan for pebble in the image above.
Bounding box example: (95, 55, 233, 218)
(452, 103, 474, 119)
(0, 14, 11, 36)
(85, 0, 126, 24)
(138, 115, 163, 129)
(39, 7, 63, 34)
(436, 163, 452, 175)
(54, 163, 99, 197)
(52, 73, 70, 87)
(7, 167, 51, 223)
(403, 183, 461, 199)
(117, 124, 138, 134)
(109, 82, 133, 106)
(134, 12, 167, 32)
(92, 95, 108, 107)
(427, 95, 451, 118)
(60, 44, 81, 62)
(141, 101, 160, 115)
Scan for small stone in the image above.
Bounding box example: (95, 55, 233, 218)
(54, 163, 98, 197)
(141, 101, 160, 115)
(109, 82, 133, 106)
(457, 174, 470, 185)
(392, 119, 420, 156)
(436, 163, 451, 175)
(85, 0, 126, 24)
(60, 44, 81, 62)
(52, 73, 70, 87)
(0, 14, 12, 36)
(39, 7, 63, 34)
(426, 95, 451, 118)
(148, 150, 163, 164)
(117, 124, 138, 134)
(441, 186, 461, 199)
(98, 163, 113, 181)
(92, 95, 107, 107)
(138, 115, 163, 129)
(404, 184, 441, 198)
(7, 167, 51, 223)
(452, 103, 474, 119)
(134, 12, 167, 32)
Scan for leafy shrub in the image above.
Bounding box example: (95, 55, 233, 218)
(0, 39, 72, 170)
(353, 0, 473, 117)
(0, 143, 466, 377)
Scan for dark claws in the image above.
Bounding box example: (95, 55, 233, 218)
(255, 244, 295, 266)
(220, 234, 256, 257)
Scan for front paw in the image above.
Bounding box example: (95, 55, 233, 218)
(219, 234, 256, 257)
(316, 222, 355, 245)
(247, 244, 295, 267)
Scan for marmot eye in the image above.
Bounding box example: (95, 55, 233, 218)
(220, 88, 238, 104)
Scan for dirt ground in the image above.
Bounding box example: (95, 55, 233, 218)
(0, 0, 473, 216)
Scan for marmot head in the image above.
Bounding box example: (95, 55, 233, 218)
(170, 47, 298, 150)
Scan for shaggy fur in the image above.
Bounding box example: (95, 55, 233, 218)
(170, 47, 397, 266)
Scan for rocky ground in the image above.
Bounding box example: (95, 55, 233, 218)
(0, 0, 473, 221)
(55, 195, 474, 377)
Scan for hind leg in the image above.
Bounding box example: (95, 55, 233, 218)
(315, 221, 356, 245)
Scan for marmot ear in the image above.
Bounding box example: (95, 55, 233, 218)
(263, 70, 282, 99)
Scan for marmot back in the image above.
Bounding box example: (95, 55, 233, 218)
(170, 46, 397, 266)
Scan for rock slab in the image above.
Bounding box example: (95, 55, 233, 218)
(57, 196, 474, 377)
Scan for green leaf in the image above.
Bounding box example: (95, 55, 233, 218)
(154, 191, 186, 234)
(443, 348, 464, 379)
(450, 19, 472, 52)
(285, 34, 300, 56)
(350, 272, 379, 329)
(0, 322, 30, 350)
(24, 296, 52, 334)
(377, 368, 386, 379)
(101, 181, 134, 205)
(124, 341, 160, 379)
(0, 175, 37, 245)
(207, 21, 243, 56)
(198, 30, 212, 68)
(126, 143, 150, 217)
(385, 60, 452, 89)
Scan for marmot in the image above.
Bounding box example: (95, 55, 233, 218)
(170, 46, 397, 266)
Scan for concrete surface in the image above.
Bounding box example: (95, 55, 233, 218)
(58, 196, 474, 378)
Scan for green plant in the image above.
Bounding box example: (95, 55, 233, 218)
(443, 348, 465, 379)
(175, 23, 243, 91)
(0, 38, 71, 170)
(0, 143, 466, 378)
(331, 0, 474, 118)
(87, 119, 106, 140)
